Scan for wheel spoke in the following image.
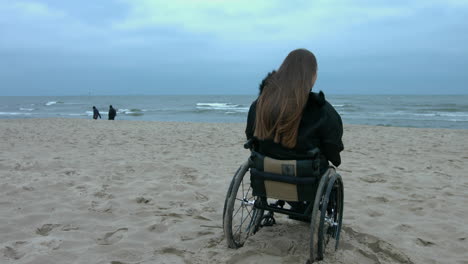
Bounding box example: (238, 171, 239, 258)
(245, 206, 253, 219)
(235, 209, 255, 235)
(233, 203, 243, 218)
(234, 209, 247, 236)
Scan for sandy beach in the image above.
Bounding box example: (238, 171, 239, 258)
(0, 118, 467, 264)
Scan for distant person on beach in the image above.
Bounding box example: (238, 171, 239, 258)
(92, 106, 101, 120)
(245, 48, 344, 212)
(108, 105, 117, 120)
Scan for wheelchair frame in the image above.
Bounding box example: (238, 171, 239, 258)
(222, 143, 344, 263)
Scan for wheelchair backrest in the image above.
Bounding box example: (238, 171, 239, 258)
(249, 151, 321, 202)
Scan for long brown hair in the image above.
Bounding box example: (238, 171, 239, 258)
(254, 49, 318, 148)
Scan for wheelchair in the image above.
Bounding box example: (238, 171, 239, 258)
(223, 139, 344, 263)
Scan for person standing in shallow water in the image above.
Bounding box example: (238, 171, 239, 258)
(108, 105, 117, 120)
(92, 106, 101, 120)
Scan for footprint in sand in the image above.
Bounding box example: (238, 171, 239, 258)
(341, 226, 414, 264)
(89, 200, 116, 213)
(179, 166, 203, 186)
(125, 166, 135, 173)
(135, 196, 151, 204)
(1, 241, 27, 260)
(205, 235, 224, 248)
(22, 186, 34, 191)
(94, 190, 114, 199)
(63, 169, 76, 176)
(153, 247, 190, 264)
(367, 209, 384, 217)
(367, 196, 389, 203)
(416, 238, 436, 247)
(61, 224, 79, 231)
(194, 192, 209, 202)
(359, 173, 387, 183)
(109, 249, 144, 263)
(148, 223, 169, 233)
(96, 228, 128, 245)
(36, 224, 61, 236)
(180, 231, 214, 241)
(39, 239, 62, 250)
(395, 224, 412, 232)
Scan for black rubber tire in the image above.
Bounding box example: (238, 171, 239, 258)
(222, 165, 241, 226)
(309, 168, 332, 262)
(317, 173, 344, 260)
(223, 160, 264, 248)
(335, 174, 344, 250)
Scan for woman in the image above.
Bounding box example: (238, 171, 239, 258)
(246, 49, 343, 170)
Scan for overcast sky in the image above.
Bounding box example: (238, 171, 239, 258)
(1, 0, 467, 95)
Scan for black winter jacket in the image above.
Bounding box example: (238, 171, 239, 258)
(245, 77, 344, 167)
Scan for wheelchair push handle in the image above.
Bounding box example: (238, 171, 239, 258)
(307, 148, 320, 159)
(244, 138, 255, 149)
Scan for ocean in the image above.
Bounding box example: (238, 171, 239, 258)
(0, 95, 467, 129)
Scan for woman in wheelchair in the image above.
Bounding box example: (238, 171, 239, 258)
(223, 49, 344, 262)
(246, 48, 343, 171)
(246, 48, 343, 213)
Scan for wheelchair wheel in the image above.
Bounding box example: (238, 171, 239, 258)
(309, 170, 344, 262)
(223, 160, 264, 249)
(318, 173, 343, 258)
(309, 169, 330, 262)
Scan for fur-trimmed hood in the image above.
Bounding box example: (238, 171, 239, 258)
(258, 71, 326, 107)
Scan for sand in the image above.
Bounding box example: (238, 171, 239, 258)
(0, 118, 467, 264)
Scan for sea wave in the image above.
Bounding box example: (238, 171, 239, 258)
(85, 111, 109, 116)
(196, 102, 248, 113)
(0, 112, 32, 116)
(350, 111, 468, 122)
(19, 108, 34, 111)
(118, 108, 144, 116)
(45, 101, 64, 106)
(413, 112, 468, 117)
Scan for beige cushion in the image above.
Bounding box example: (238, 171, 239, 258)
(263, 157, 299, 201)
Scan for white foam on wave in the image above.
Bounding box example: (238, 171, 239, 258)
(118, 109, 132, 114)
(85, 111, 108, 116)
(413, 112, 468, 118)
(116, 108, 144, 115)
(19, 108, 34, 111)
(196, 102, 248, 112)
(197, 103, 238, 108)
(45, 101, 65, 106)
(0, 112, 32, 116)
(371, 111, 468, 122)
